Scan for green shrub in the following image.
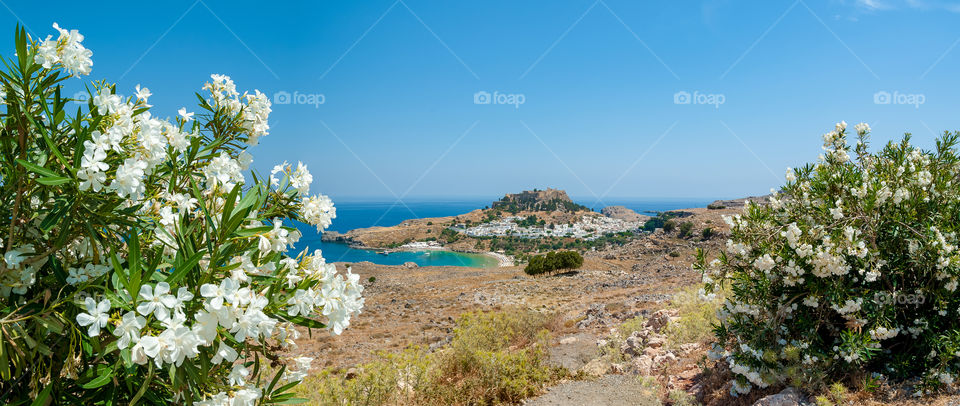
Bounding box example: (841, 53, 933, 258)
(678, 221, 694, 238)
(297, 310, 564, 405)
(524, 251, 583, 276)
(662, 219, 677, 233)
(707, 203, 726, 210)
(663, 285, 722, 349)
(699, 122, 960, 395)
(701, 227, 716, 240)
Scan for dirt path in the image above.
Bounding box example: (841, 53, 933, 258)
(524, 375, 660, 406)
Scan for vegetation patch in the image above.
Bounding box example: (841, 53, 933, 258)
(524, 251, 584, 276)
(297, 309, 567, 405)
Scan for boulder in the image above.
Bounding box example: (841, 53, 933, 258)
(752, 387, 806, 406)
(620, 332, 645, 357)
(632, 355, 654, 376)
(579, 358, 611, 377)
(646, 335, 666, 348)
(645, 309, 677, 333)
(402, 261, 418, 268)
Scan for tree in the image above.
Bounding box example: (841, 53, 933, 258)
(0, 24, 362, 404)
(524, 251, 583, 276)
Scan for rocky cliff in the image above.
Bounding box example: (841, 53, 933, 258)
(600, 205, 649, 222)
(492, 188, 589, 213)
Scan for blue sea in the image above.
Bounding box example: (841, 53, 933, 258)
(292, 197, 715, 268)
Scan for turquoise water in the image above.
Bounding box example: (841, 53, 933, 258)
(292, 197, 715, 268)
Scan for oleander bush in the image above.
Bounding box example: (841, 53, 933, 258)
(699, 121, 960, 396)
(0, 24, 363, 404)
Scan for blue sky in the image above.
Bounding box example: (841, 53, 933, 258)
(4, 0, 960, 202)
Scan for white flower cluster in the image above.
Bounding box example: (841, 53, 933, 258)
(0, 23, 366, 403)
(700, 121, 960, 394)
(34, 23, 92, 76)
(0, 244, 45, 296)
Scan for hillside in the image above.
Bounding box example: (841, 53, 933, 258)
(491, 188, 591, 213)
(322, 188, 644, 252)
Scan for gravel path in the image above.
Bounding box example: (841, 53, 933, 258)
(524, 375, 661, 406)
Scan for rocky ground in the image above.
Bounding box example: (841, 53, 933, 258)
(292, 201, 960, 405)
(296, 205, 730, 385)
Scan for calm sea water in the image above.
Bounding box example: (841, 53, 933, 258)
(292, 197, 714, 268)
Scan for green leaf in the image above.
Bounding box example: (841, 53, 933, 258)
(128, 231, 141, 293)
(15, 159, 58, 178)
(233, 226, 273, 238)
(165, 250, 205, 285)
(81, 366, 114, 389)
(282, 315, 326, 329)
(35, 176, 70, 186)
(29, 382, 53, 406)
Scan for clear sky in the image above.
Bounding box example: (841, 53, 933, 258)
(4, 0, 959, 202)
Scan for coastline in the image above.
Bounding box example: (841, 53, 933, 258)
(329, 240, 510, 268)
(484, 251, 514, 267)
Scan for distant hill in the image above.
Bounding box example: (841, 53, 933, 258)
(491, 188, 591, 213)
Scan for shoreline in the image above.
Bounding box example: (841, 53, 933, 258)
(331, 241, 511, 268)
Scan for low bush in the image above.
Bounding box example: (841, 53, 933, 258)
(663, 220, 677, 233)
(700, 122, 960, 396)
(662, 285, 723, 349)
(678, 221, 694, 238)
(297, 309, 565, 405)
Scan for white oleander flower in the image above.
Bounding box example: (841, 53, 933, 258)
(228, 364, 250, 386)
(34, 23, 92, 76)
(76, 297, 111, 336)
(211, 340, 238, 364)
(290, 161, 312, 194)
(135, 84, 151, 103)
(114, 311, 146, 350)
(178, 107, 194, 122)
(137, 282, 177, 322)
(111, 157, 147, 200)
(302, 194, 336, 231)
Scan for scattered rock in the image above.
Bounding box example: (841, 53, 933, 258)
(559, 336, 579, 345)
(645, 309, 676, 333)
(646, 335, 666, 348)
(633, 355, 654, 375)
(402, 261, 418, 268)
(345, 367, 359, 379)
(580, 358, 611, 377)
(752, 387, 807, 406)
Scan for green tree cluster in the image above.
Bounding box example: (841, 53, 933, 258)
(523, 251, 583, 276)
